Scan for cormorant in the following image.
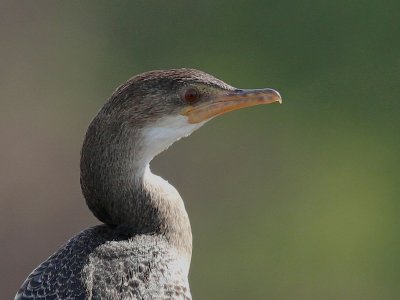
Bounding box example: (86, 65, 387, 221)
(15, 69, 281, 299)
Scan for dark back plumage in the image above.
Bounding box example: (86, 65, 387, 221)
(16, 226, 191, 299)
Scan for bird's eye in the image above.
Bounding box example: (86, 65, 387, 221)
(183, 88, 200, 104)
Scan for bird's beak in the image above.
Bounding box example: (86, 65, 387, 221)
(181, 88, 282, 124)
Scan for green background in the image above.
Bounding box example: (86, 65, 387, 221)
(1, 1, 399, 299)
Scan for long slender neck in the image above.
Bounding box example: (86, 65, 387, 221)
(80, 113, 192, 256)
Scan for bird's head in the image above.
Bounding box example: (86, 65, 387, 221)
(81, 68, 281, 226)
(98, 68, 281, 164)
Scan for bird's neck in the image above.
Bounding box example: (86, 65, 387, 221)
(80, 115, 192, 257)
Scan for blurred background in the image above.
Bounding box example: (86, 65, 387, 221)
(1, 1, 399, 299)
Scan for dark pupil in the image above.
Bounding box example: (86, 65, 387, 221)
(185, 88, 198, 102)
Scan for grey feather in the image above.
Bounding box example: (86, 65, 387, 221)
(16, 226, 191, 300)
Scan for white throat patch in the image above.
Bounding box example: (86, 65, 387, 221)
(140, 115, 205, 165)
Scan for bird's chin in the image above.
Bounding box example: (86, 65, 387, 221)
(180, 88, 282, 124)
(139, 115, 206, 163)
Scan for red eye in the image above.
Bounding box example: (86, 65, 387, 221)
(183, 88, 200, 103)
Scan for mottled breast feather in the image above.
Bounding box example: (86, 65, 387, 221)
(15, 225, 192, 300)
